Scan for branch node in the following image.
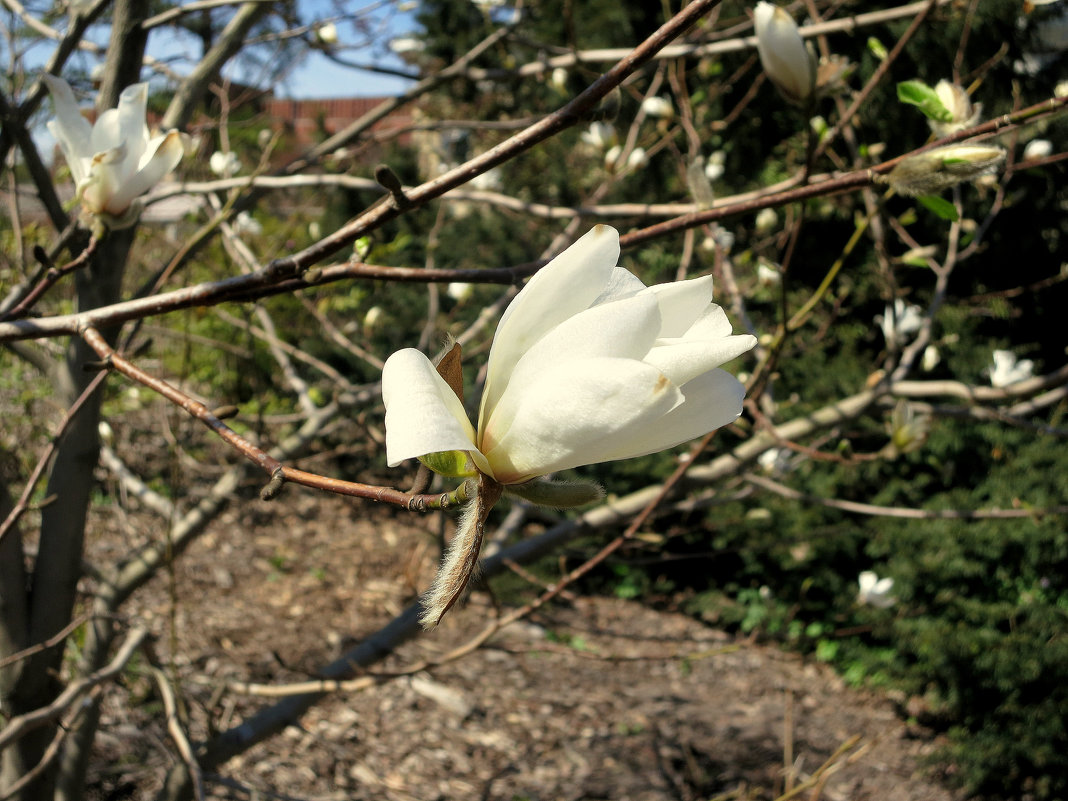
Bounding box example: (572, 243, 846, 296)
(82, 357, 112, 372)
(211, 405, 240, 420)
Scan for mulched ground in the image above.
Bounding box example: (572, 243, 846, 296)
(83, 490, 958, 801)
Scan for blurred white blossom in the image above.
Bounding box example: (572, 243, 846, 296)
(757, 261, 781, 286)
(210, 150, 240, 177)
(989, 349, 1034, 388)
(1023, 139, 1053, 160)
(922, 344, 941, 372)
(43, 74, 184, 229)
(704, 151, 726, 182)
(641, 96, 674, 119)
(390, 36, 424, 55)
(626, 147, 649, 170)
(581, 121, 616, 150)
(755, 207, 778, 233)
(878, 299, 924, 348)
(447, 282, 473, 302)
(857, 571, 895, 609)
(233, 211, 262, 236)
(316, 22, 338, 45)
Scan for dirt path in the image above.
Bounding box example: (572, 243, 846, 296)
(88, 494, 957, 800)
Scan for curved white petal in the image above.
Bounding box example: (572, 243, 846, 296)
(382, 349, 477, 467)
(591, 265, 647, 305)
(645, 333, 758, 386)
(82, 145, 128, 215)
(644, 274, 715, 337)
(110, 131, 184, 212)
(595, 368, 747, 463)
(481, 225, 620, 423)
(115, 82, 150, 168)
(90, 107, 125, 156)
(481, 357, 682, 484)
(481, 290, 661, 443)
(42, 75, 93, 160)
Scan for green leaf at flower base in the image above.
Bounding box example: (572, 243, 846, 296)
(917, 194, 960, 222)
(896, 80, 953, 122)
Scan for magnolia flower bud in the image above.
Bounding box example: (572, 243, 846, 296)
(754, 207, 778, 233)
(929, 80, 981, 137)
(641, 96, 674, 119)
(1023, 138, 1053, 160)
(881, 145, 1007, 197)
(754, 2, 817, 106)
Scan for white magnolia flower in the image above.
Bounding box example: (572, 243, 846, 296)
(581, 121, 616, 151)
(43, 74, 184, 229)
(757, 261, 781, 286)
(604, 144, 623, 170)
(209, 150, 240, 177)
(929, 80, 981, 138)
(446, 282, 473, 302)
(390, 36, 424, 55)
(754, 2, 816, 106)
(1023, 138, 1053, 160)
(1056, 80, 1068, 98)
(757, 447, 790, 473)
(470, 168, 502, 190)
(755, 207, 779, 233)
(641, 96, 674, 119)
(857, 570, 895, 609)
(989, 349, 1034, 388)
(308, 221, 322, 241)
(233, 210, 262, 236)
(550, 67, 568, 92)
(878, 299, 924, 348)
(382, 225, 757, 486)
(316, 21, 339, 45)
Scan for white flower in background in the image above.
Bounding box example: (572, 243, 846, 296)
(550, 67, 568, 92)
(929, 80, 981, 138)
(753, 2, 816, 106)
(89, 62, 106, 83)
(470, 168, 502, 190)
(233, 210, 262, 236)
(604, 144, 623, 170)
(626, 147, 649, 170)
(704, 151, 726, 182)
(382, 224, 757, 486)
(757, 447, 790, 473)
(362, 306, 384, 337)
(390, 36, 424, 55)
(757, 261, 781, 286)
(857, 571, 895, 609)
(257, 128, 272, 149)
(922, 344, 941, 372)
(43, 74, 184, 229)
(316, 21, 339, 45)
(755, 207, 779, 233)
(1023, 139, 1053, 160)
(989, 349, 1034, 388)
(209, 150, 240, 177)
(641, 96, 674, 119)
(1056, 80, 1068, 98)
(878, 299, 924, 348)
(447, 282, 473, 302)
(308, 221, 322, 241)
(581, 121, 616, 150)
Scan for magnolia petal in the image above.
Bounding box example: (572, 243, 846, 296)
(645, 333, 758, 386)
(486, 291, 662, 443)
(596, 368, 747, 463)
(481, 357, 682, 484)
(644, 274, 715, 337)
(83, 146, 128, 215)
(42, 75, 93, 161)
(382, 349, 477, 467)
(481, 225, 619, 424)
(90, 107, 125, 156)
(109, 130, 184, 212)
(115, 82, 150, 168)
(591, 265, 647, 305)
(676, 303, 737, 341)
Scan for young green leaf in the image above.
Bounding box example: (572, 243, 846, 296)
(917, 194, 960, 222)
(897, 80, 953, 122)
